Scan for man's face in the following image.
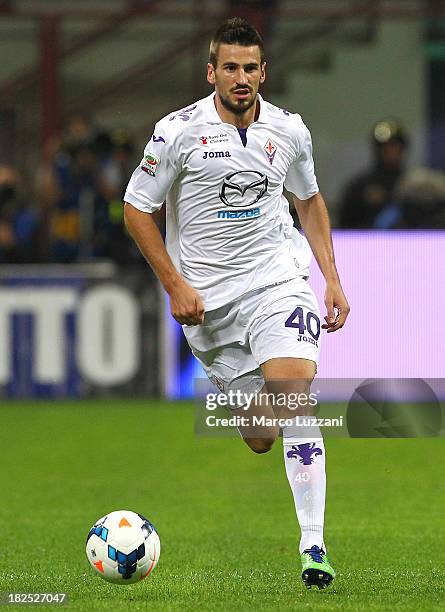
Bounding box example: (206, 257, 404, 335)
(207, 43, 266, 115)
(378, 140, 406, 170)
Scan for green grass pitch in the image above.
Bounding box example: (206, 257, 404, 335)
(0, 400, 444, 611)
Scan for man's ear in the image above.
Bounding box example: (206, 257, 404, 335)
(207, 63, 216, 85)
(260, 62, 267, 84)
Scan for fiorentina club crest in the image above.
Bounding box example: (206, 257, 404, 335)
(263, 138, 277, 165)
(286, 443, 323, 465)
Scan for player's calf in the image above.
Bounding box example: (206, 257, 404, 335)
(243, 436, 276, 454)
(232, 388, 280, 453)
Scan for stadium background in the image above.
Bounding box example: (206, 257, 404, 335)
(1, 0, 443, 398)
(1, 2, 444, 610)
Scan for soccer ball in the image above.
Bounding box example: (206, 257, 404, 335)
(86, 510, 160, 584)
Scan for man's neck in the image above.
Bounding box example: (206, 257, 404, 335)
(213, 95, 260, 128)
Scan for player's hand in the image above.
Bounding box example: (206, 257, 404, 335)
(322, 281, 350, 333)
(169, 279, 205, 326)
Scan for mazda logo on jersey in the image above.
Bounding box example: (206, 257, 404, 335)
(219, 171, 268, 208)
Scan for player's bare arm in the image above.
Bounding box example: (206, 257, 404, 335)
(292, 192, 350, 333)
(124, 203, 204, 326)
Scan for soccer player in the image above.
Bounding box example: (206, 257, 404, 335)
(124, 17, 350, 589)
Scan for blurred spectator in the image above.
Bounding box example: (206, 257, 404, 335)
(99, 129, 145, 265)
(339, 119, 409, 228)
(0, 165, 39, 263)
(374, 167, 445, 229)
(38, 115, 111, 262)
(63, 112, 95, 150)
(38, 117, 142, 265)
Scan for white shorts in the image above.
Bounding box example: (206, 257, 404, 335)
(183, 277, 321, 399)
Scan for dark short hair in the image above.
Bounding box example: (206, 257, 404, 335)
(209, 17, 265, 67)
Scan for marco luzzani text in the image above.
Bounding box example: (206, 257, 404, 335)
(204, 391, 343, 428)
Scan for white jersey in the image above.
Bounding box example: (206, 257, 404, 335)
(124, 92, 319, 311)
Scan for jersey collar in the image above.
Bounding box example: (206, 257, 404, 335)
(204, 92, 269, 125)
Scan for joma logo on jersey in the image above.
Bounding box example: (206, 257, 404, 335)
(217, 208, 260, 219)
(203, 151, 231, 159)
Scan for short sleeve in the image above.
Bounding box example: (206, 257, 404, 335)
(124, 122, 180, 213)
(284, 122, 319, 200)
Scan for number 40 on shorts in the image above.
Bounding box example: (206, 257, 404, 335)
(285, 307, 321, 341)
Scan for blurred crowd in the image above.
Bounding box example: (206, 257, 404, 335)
(0, 112, 145, 265)
(1, 115, 445, 266)
(339, 119, 445, 229)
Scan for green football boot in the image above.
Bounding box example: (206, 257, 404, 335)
(300, 545, 335, 589)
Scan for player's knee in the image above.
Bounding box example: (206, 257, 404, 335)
(245, 437, 275, 454)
